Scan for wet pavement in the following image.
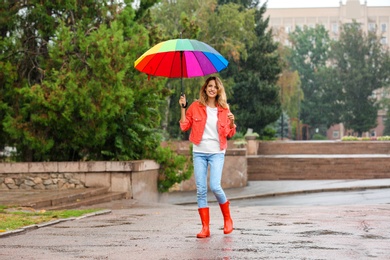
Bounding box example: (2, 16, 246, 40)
(162, 179, 390, 205)
(1, 180, 390, 259)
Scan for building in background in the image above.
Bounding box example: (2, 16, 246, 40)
(265, 0, 390, 139)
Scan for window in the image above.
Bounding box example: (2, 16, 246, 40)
(380, 37, 387, 45)
(333, 131, 340, 138)
(381, 23, 387, 33)
(368, 23, 376, 32)
(332, 23, 338, 34)
(285, 25, 292, 33)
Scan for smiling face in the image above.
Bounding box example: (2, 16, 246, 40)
(205, 79, 218, 99)
(199, 76, 228, 108)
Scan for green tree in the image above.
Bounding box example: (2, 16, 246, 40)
(276, 43, 303, 129)
(150, 0, 206, 139)
(330, 21, 390, 136)
(314, 66, 344, 129)
(230, 4, 282, 134)
(384, 116, 390, 136)
(288, 25, 332, 137)
(218, 0, 259, 9)
(151, 0, 255, 138)
(0, 0, 167, 161)
(381, 88, 390, 136)
(277, 70, 302, 119)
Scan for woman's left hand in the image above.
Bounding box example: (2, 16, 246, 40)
(228, 112, 235, 127)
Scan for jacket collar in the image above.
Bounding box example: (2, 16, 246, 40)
(199, 101, 225, 112)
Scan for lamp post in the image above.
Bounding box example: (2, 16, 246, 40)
(281, 85, 284, 140)
(297, 84, 301, 140)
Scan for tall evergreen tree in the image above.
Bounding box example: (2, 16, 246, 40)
(230, 4, 282, 135)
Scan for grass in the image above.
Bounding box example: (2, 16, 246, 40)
(0, 205, 101, 232)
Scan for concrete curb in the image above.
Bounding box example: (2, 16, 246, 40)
(174, 185, 390, 205)
(230, 184, 390, 201)
(0, 209, 112, 238)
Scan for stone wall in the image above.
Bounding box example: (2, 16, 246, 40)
(163, 141, 248, 192)
(0, 142, 248, 198)
(248, 141, 390, 180)
(257, 141, 390, 155)
(0, 160, 160, 202)
(0, 172, 85, 190)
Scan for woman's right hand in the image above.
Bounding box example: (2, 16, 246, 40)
(179, 94, 186, 108)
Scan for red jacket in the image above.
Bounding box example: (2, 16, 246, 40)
(179, 101, 236, 151)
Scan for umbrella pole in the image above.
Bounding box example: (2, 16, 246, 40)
(180, 51, 188, 108)
(180, 32, 183, 94)
(181, 77, 183, 95)
(180, 50, 184, 94)
(180, 74, 184, 95)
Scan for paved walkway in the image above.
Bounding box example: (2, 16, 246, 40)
(1, 180, 390, 259)
(3, 179, 390, 207)
(162, 179, 390, 205)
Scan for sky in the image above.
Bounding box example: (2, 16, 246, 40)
(266, 0, 390, 8)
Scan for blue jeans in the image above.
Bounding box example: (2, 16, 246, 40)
(193, 152, 227, 208)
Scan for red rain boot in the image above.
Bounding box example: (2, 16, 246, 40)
(219, 201, 233, 234)
(197, 207, 210, 238)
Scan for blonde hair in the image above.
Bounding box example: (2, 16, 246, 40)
(198, 76, 228, 109)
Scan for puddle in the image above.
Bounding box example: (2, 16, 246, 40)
(361, 234, 387, 239)
(267, 222, 287, 226)
(297, 230, 352, 237)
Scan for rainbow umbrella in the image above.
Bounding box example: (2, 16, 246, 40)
(134, 39, 229, 97)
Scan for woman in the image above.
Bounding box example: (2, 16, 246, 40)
(179, 76, 236, 238)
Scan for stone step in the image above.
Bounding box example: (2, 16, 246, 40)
(23, 187, 112, 209)
(247, 154, 390, 180)
(45, 192, 127, 210)
(50, 187, 112, 207)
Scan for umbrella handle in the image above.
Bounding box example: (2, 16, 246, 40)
(181, 93, 188, 108)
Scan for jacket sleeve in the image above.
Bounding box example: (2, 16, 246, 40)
(226, 106, 236, 138)
(227, 120, 236, 138)
(179, 103, 193, 132)
(221, 109, 236, 138)
(224, 105, 236, 138)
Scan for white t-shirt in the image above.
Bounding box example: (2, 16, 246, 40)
(193, 106, 225, 154)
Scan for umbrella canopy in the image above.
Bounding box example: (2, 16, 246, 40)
(134, 39, 228, 79)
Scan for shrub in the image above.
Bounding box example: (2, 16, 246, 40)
(312, 134, 327, 140)
(341, 136, 359, 141)
(341, 136, 390, 141)
(260, 127, 276, 141)
(231, 132, 245, 140)
(153, 145, 193, 193)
